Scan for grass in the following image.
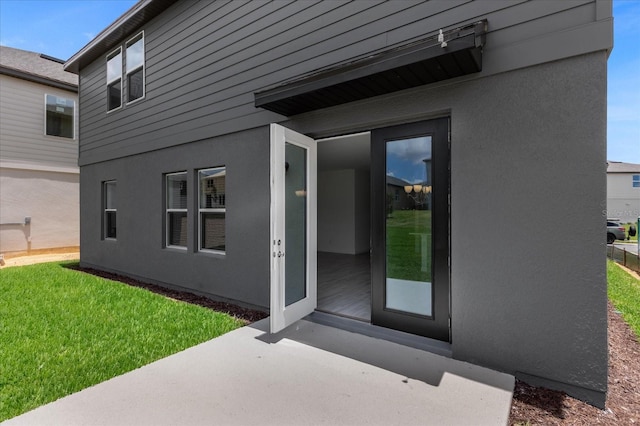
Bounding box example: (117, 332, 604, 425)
(607, 259, 640, 337)
(386, 209, 431, 281)
(0, 262, 244, 421)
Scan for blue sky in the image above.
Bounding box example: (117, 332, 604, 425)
(1, 0, 638, 163)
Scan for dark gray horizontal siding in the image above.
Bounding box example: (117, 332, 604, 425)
(78, 0, 606, 165)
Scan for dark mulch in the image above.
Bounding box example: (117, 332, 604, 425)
(509, 300, 640, 425)
(66, 264, 268, 324)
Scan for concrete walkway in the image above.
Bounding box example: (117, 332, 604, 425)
(4, 318, 514, 426)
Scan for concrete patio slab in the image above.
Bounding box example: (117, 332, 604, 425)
(4, 318, 514, 426)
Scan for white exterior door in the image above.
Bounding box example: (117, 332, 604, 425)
(270, 124, 317, 333)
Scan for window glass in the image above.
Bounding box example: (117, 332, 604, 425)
(126, 35, 144, 72)
(104, 181, 117, 239)
(106, 49, 122, 111)
(45, 95, 74, 138)
(633, 175, 640, 188)
(106, 51, 122, 82)
(198, 167, 226, 252)
(166, 172, 187, 248)
(107, 81, 121, 111)
(126, 33, 144, 103)
(128, 69, 144, 102)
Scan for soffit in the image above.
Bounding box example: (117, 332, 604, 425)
(255, 20, 487, 117)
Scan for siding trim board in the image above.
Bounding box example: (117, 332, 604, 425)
(255, 20, 487, 116)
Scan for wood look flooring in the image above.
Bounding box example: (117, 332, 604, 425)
(317, 252, 371, 321)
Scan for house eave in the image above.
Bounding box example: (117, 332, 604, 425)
(0, 66, 78, 92)
(64, 0, 177, 74)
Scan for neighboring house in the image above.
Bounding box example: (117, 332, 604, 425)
(64, 0, 612, 407)
(0, 46, 79, 257)
(606, 161, 640, 223)
(386, 175, 414, 212)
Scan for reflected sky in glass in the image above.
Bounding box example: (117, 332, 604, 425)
(386, 136, 431, 184)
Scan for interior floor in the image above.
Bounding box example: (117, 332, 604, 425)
(317, 251, 371, 321)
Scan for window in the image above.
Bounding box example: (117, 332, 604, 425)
(633, 175, 640, 188)
(104, 181, 117, 239)
(198, 167, 226, 252)
(45, 94, 74, 138)
(166, 172, 187, 248)
(126, 32, 145, 103)
(106, 48, 122, 111)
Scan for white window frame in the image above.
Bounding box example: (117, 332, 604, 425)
(198, 167, 226, 254)
(103, 180, 117, 240)
(125, 31, 145, 105)
(166, 171, 188, 250)
(44, 94, 75, 139)
(106, 47, 123, 113)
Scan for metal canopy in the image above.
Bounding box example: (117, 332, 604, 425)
(255, 21, 487, 117)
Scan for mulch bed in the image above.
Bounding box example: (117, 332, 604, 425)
(67, 265, 268, 324)
(68, 264, 639, 424)
(509, 300, 640, 425)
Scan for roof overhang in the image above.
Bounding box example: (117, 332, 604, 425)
(0, 66, 77, 92)
(64, 0, 177, 74)
(255, 20, 487, 117)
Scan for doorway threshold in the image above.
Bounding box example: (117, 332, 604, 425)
(307, 311, 452, 357)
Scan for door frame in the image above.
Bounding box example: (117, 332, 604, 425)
(269, 123, 318, 333)
(370, 118, 450, 341)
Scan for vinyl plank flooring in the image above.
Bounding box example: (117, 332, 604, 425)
(317, 252, 371, 321)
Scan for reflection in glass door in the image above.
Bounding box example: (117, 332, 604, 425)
(371, 119, 449, 341)
(385, 137, 433, 316)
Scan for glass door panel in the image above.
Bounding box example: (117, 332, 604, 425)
(385, 137, 432, 316)
(285, 142, 307, 306)
(270, 124, 317, 333)
(371, 119, 449, 341)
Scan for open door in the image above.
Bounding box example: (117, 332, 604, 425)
(270, 124, 317, 333)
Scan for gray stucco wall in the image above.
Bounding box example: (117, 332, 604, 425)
(284, 51, 608, 406)
(80, 126, 271, 309)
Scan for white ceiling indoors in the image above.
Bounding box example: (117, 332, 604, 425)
(317, 132, 371, 172)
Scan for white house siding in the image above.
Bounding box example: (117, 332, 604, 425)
(607, 172, 640, 223)
(0, 74, 79, 254)
(0, 166, 79, 253)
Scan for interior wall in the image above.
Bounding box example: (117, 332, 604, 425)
(354, 169, 371, 254)
(318, 169, 357, 254)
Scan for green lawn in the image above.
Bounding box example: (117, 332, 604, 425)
(608, 260, 640, 337)
(386, 209, 431, 282)
(0, 262, 244, 421)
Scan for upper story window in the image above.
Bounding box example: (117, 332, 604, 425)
(126, 32, 145, 104)
(106, 47, 122, 112)
(104, 180, 117, 239)
(45, 94, 74, 138)
(198, 167, 226, 253)
(633, 175, 640, 188)
(166, 172, 188, 248)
